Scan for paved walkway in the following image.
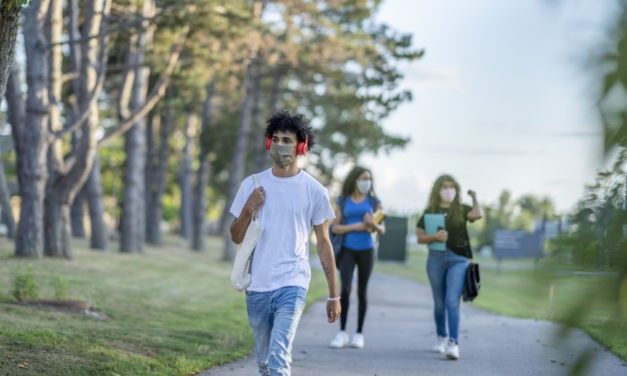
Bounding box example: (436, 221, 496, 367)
(199, 273, 626, 376)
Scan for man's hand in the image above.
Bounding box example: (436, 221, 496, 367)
(243, 186, 265, 216)
(230, 186, 265, 244)
(326, 300, 341, 323)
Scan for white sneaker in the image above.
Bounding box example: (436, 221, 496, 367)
(350, 333, 364, 349)
(432, 336, 447, 353)
(445, 339, 459, 360)
(330, 331, 350, 348)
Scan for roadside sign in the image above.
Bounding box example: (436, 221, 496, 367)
(493, 229, 544, 260)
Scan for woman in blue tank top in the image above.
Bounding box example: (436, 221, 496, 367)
(329, 166, 385, 349)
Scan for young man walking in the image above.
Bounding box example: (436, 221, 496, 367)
(229, 111, 341, 376)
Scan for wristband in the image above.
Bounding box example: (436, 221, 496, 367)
(327, 297, 340, 302)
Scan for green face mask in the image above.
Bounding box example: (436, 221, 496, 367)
(269, 143, 296, 168)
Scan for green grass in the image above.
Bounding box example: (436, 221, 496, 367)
(2, 236, 623, 375)
(375, 246, 627, 361)
(0, 236, 328, 376)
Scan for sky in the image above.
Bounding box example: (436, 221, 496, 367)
(355, 0, 617, 215)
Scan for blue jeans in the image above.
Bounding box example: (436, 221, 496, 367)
(426, 250, 469, 344)
(246, 286, 307, 376)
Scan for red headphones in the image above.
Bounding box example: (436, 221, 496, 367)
(265, 134, 309, 155)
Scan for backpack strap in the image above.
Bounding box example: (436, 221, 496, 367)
(367, 195, 379, 211)
(338, 195, 347, 224)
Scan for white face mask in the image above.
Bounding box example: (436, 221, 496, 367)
(357, 180, 372, 194)
(440, 187, 456, 203)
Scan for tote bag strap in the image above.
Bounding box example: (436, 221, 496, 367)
(251, 174, 261, 219)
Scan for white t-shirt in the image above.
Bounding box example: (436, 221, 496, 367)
(229, 168, 335, 292)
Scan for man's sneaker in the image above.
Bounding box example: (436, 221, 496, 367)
(445, 339, 459, 360)
(329, 331, 350, 348)
(432, 336, 447, 353)
(350, 333, 364, 349)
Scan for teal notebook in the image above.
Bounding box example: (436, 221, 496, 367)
(424, 214, 446, 251)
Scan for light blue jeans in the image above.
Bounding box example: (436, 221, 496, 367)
(246, 286, 307, 376)
(426, 249, 469, 344)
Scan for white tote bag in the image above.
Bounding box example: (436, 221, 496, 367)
(230, 175, 263, 291)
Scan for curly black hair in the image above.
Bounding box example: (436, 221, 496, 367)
(264, 110, 316, 150)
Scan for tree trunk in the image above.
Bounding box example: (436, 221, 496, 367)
(70, 187, 86, 238)
(145, 113, 158, 244)
(191, 83, 215, 251)
(145, 110, 173, 245)
(120, 94, 148, 253)
(251, 61, 268, 172)
(179, 112, 197, 240)
(5, 66, 24, 240)
(13, 1, 52, 257)
(68, 0, 84, 239)
(79, 0, 110, 252)
(0, 3, 21, 106)
(43, 0, 69, 258)
(119, 0, 154, 253)
(0, 159, 16, 238)
(85, 153, 108, 250)
(43, 186, 72, 258)
(42, 0, 107, 258)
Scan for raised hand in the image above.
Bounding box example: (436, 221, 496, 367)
(467, 190, 477, 200)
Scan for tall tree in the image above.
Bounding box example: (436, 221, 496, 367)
(85, 154, 109, 250)
(11, 0, 52, 257)
(5, 67, 24, 242)
(107, 2, 192, 253)
(70, 189, 86, 238)
(191, 83, 215, 251)
(118, 0, 155, 253)
(67, 0, 86, 240)
(0, 0, 23, 106)
(178, 112, 197, 240)
(183, 1, 257, 251)
(145, 107, 174, 245)
(42, 0, 110, 258)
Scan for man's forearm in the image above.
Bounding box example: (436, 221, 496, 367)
(318, 242, 339, 297)
(230, 208, 253, 244)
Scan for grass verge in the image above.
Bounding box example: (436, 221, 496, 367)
(0, 236, 327, 376)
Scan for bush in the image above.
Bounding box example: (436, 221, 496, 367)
(12, 266, 39, 301)
(52, 276, 68, 300)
